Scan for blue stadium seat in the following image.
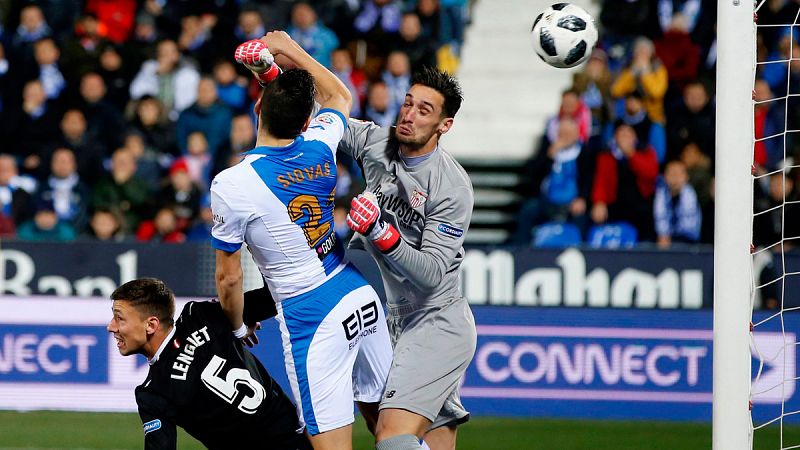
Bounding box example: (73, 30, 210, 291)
(587, 222, 638, 249)
(533, 222, 583, 248)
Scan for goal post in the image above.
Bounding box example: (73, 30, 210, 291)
(713, 0, 756, 449)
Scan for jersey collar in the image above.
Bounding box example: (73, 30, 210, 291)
(242, 136, 304, 155)
(149, 326, 176, 366)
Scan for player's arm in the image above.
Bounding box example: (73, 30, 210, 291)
(261, 31, 351, 118)
(210, 179, 253, 341)
(136, 389, 178, 450)
(348, 186, 474, 291)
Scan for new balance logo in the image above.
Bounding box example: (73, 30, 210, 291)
(385, 390, 396, 399)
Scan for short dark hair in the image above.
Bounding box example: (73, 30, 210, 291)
(260, 68, 315, 139)
(111, 278, 175, 327)
(411, 67, 463, 119)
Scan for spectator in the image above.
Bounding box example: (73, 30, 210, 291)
(17, 199, 76, 242)
(515, 118, 589, 244)
(287, 3, 340, 69)
(85, 0, 137, 44)
(12, 5, 51, 58)
(79, 72, 126, 152)
(93, 148, 151, 232)
(754, 79, 785, 171)
(0, 154, 34, 228)
(161, 160, 202, 230)
(128, 13, 159, 69)
(179, 132, 213, 187)
(84, 208, 127, 241)
(213, 60, 248, 113)
(9, 80, 61, 167)
(123, 131, 163, 191)
(354, 0, 402, 53)
(129, 39, 200, 121)
(331, 48, 367, 117)
(234, 9, 265, 42)
(364, 80, 396, 127)
(215, 114, 255, 175)
(654, 13, 701, 98)
(177, 14, 216, 71)
(333, 201, 352, 241)
(176, 77, 232, 158)
(545, 89, 592, 146)
(754, 170, 800, 248)
(679, 141, 713, 208)
(382, 50, 412, 113)
(130, 95, 178, 156)
(136, 206, 186, 243)
(97, 44, 132, 111)
(32, 38, 66, 102)
(762, 29, 798, 97)
(61, 14, 109, 80)
(598, 0, 657, 72)
(571, 48, 615, 152)
(666, 81, 715, 162)
(36, 148, 91, 231)
(396, 12, 438, 73)
(185, 194, 213, 242)
(611, 37, 669, 124)
(592, 121, 659, 241)
(605, 91, 666, 163)
(654, 160, 701, 248)
(657, 0, 703, 36)
(415, 0, 442, 45)
(59, 108, 106, 185)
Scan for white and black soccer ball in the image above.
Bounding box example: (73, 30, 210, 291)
(531, 3, 598, 69)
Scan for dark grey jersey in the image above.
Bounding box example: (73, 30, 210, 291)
(339, 119, 474, 309)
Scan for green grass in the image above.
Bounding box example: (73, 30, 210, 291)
(0, 410, 796, 449)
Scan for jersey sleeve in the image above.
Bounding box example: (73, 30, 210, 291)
(136, 388, 178, 450)
(302, 108, 347, 156)
(382, 186, 473, 291)
(210, 177, 252, 253)
(338, 118, 381, 161)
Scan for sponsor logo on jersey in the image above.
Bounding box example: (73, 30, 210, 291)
(385, 390, 396, 399)
(212, 213, 224, 224)
(143, 419, 161, 435)
(342, 301, 380, 350)
(409, 189, 428, 208)
(437, 223, 463, 238)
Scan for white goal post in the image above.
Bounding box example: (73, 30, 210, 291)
(712, 0, 756, 449)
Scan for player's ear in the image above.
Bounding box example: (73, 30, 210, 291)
(437, 117, 454, 135)
(301, 116, 311, 132)
(145, 316, 160, 335)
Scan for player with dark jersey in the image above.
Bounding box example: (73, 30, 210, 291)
(107, 278, 310, 450)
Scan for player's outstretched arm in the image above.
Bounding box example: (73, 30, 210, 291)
(215, 248, 246, 336)
(260, 31, 352, 118)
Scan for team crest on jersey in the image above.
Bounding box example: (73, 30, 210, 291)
(317, 113, 335, 125)
(409, 189, 427, 208)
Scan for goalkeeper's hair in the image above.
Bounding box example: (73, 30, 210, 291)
(411, 67, 463, 119)
(111, 278, 175, 328)
(260, 68, 315, 139)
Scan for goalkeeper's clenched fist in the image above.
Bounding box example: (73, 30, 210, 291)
(234, 38, 280, 84)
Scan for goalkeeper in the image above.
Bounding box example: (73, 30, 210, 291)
(243, 52, 475, 450)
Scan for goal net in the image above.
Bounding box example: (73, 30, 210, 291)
(719, 1, 800, 449)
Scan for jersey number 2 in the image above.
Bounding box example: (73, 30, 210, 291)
(288, 194, 331, 248)
(201, 355, 266, 414)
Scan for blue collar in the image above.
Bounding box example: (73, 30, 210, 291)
(242, 136, 304, 155)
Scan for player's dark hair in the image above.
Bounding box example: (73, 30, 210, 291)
(260, 68, 315, 139)
(411, 67, 463, 119)
(111, 278, 175, 327)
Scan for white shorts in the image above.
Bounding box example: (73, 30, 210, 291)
(275, 264, 392, 435)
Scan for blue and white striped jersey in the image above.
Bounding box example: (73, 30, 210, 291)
(210, 108, 347, 300)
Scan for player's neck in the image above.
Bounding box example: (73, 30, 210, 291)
(143, 326, 173, 362)
(256, 130, 295, 148)
(399, 139, 438, 159)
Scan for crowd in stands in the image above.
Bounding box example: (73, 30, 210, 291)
(515, 0, 800, 251)
(0, 0, 469, 243)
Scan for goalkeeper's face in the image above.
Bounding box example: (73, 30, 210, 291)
(394, 84, 453, 149)
(107, 301, 150, 357)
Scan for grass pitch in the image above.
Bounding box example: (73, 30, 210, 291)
(0, 410, 796, 449)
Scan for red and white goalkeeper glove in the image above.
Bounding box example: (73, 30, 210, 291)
(347, 192, 401, 253)
(234, 39, 281, 85)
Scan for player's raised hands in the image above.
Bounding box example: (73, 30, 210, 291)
(234, 39, 280, 84)
(347, 192, 401, 253)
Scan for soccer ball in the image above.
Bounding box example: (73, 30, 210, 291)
(531, 3, 598, 68)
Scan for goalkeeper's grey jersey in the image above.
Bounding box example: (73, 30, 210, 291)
(339, 119, 474, 309)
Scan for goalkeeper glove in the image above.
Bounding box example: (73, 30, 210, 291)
(347, 192, 401, 253)
(234, 39, 281, 85)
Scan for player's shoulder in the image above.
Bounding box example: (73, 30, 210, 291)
(434, 147, 473, 193)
